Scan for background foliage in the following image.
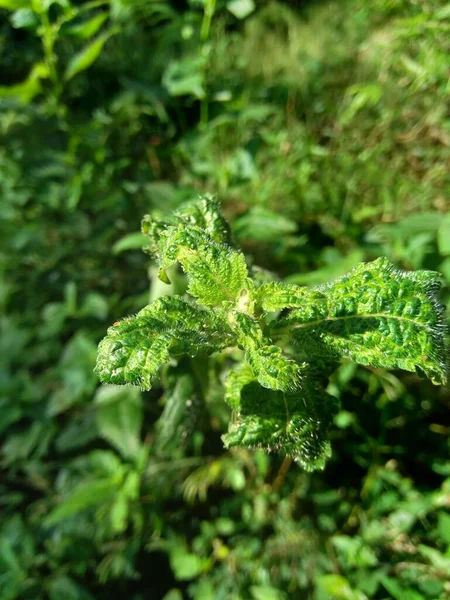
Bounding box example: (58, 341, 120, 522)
(1, 0, 450, 598)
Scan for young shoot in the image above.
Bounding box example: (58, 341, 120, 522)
(95, 197, 448, 471)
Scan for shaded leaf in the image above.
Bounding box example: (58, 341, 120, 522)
(233, 206, 296, 243)
(286, 250, 364, 286)
(65, 12, 108, 39)
(45, 479, 119, 526)
(437, 212, 450, 256)
(0, 62, 48, 103)
(233, 312, 303, 391)
(49, 576, 94, 600)
(381, 577, 424, 600)
(112, 232, 147, 254)
(95, 386, 143, 458)
(155, 373, 196, 452)
(223, 379, 338, 471)
(65, 29, 117, 81)
(162, 56, 206, 99)
(245, 345, 303, 392)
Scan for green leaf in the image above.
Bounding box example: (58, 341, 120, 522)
(1, 421, 54, 465)
(155, 374, 196, 452)
(64, 29, 117, 81)
(95, 296, 233, 389)
(47, 332, 98, 416)
(318, 574, 364, 600)
(95, 386, 143, 458)
(169, 548, 204, 580)
(48, 576, 93, 600)
(10, 8, 38, 29)
(112, 232, 147, 254)
(0, 62, 48, 103)
(109, 495, 129, 534)
(417, 544, 450, 574)
(381, 577, 424, 600)
(245, 345, 304, 392)
(162, 591, 183, 600)
(65, 12, 108, 39)
(79, 292, 108, 320)
(142, 196, 233, 267)
(45, 479, 118, 526)
(162, 56, 206, 99)
(233, 206, 296, 243)
(438, 512, 450, 544)
(250, 586, 286, 600)
(157, 225, 251, 307)
(436, 4, 450, 19)
(437, 213, 450, 256)
(255, 282, 325, 312)
(223, 379, 338, 471)
(227, 0, 255, 20)
(224, 362, 255, 411)
(172, 196, 233, 245)
(55, 411, 98, 453)
(233, 312, 303, 391)
(230, 312, 302, 392)
(280, 258, 447, 385)
(0, 0, 30, 9)
(286, 249, 364, 286)
(332, 535, 378, 568)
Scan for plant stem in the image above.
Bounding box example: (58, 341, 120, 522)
(40, 11, 59, 99)
(199, 0, 216, 129)
(272, 456, 293, 491)
(200, 0, 216, 43)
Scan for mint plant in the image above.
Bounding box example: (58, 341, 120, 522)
(96, 197, 447, 471)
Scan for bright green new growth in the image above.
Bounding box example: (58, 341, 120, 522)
(96, 197, 448, 471)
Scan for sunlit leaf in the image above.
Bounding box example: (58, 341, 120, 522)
(157, 225, 251, 307)
(95, 296, 233, 389)
(279, 258, 447, 384)
(0, 0, 30, 9)
(255, 281, 325, 312)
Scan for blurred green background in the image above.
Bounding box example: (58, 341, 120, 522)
(1, 0, 450, 598)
